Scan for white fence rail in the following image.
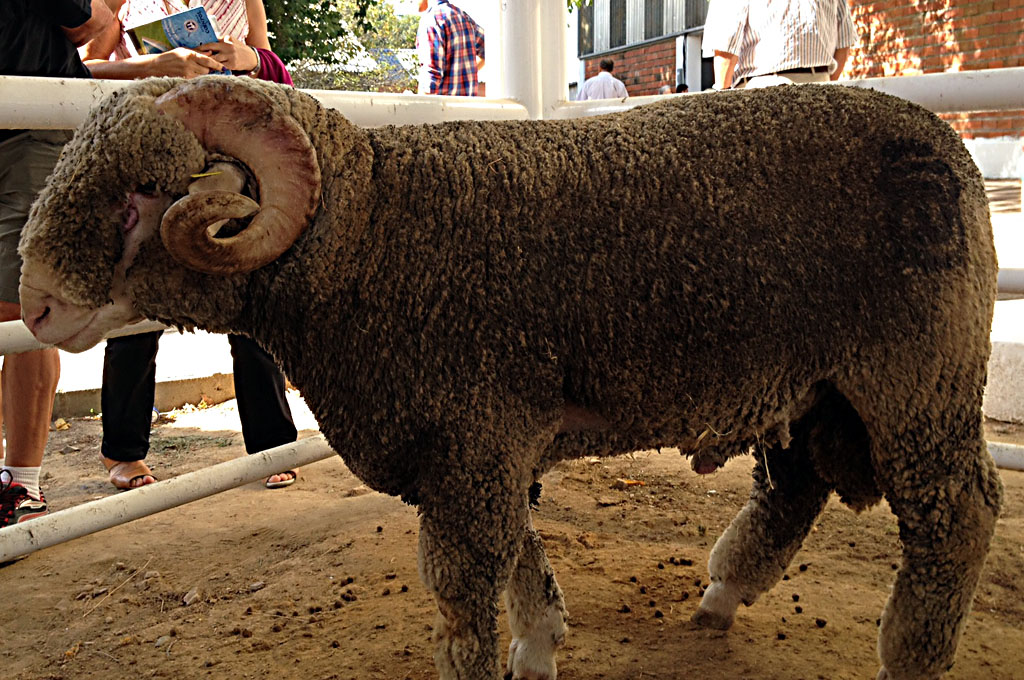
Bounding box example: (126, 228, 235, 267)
(0, 76, 530, 130)
(1, 0, 1022, 560)
(0, 436, 335, 563)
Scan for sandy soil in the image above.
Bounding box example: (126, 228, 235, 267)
(2, 394, 1023, 680)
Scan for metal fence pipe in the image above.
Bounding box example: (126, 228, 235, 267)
(547, 67, 1024, 120)
(0, 318, 167, 356)
(548, 93, 675, 119)
(0, 76, 126, 130)
(0, 76, 528, 131)
(988, 442, 1024, 472)
(840, 67, 1024, 114)
(997, 269, 1024, 296)
(0, 435, 335, 563)
(297, 89, 528, 126)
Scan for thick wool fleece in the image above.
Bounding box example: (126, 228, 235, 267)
(22, 78, 1003, 680)
(263, 85, 995, 500)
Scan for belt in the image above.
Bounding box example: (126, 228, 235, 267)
(734, 65, 829, 87)
(775, 66, 830, 75)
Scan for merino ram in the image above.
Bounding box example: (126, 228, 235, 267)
(19, 77, 1002, 680)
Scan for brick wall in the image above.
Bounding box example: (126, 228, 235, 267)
(582, 38, 677, 97)
(847, 0, 1024, 139)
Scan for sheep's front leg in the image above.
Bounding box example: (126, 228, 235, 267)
(418, 454, 533, 679)
(503, 517, 567, 680)
(694, 440, 831, 629)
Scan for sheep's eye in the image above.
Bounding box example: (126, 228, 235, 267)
(137, 182, 158, 196)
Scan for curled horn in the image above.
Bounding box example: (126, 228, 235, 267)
(154, 78, 321, 274)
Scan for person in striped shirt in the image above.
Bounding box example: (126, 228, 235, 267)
(416, 0, 485, 96)
(702, 0, 857, 90)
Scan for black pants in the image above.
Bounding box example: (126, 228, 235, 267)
(101, 331, 297, 462)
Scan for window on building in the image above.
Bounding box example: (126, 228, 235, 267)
(644, 0, 664, 41)
(609, 0, 626, 49)
(579, 0, 703, 57)
(685, 0, 707, 29)
(578, 3, 594, 56)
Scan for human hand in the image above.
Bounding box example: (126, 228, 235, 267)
(196, 36, 259, 73)
(149, 47, 223, 78)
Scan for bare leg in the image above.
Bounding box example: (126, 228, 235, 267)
(694, 436, 831, 629)
(503, 517, 567, 680)
(0, 132, 66, 471)
(0, 301, 60, 468)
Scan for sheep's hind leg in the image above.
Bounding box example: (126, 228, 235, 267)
(418, 453, 533, 679)
(873, 434, 1001, 680)
(503, 516, 567, 680)
(693, 429, 831, 630)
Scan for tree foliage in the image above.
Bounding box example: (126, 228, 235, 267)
(264, 0, 414, 65)
(268, 0, 418, 92)
(264, 0, 349, 64)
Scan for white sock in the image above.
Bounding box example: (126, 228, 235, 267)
(2, 466, 42, 500)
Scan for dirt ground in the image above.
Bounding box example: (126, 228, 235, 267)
(2, 393, 1023, 680)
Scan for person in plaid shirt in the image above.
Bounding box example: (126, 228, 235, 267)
(416, 0, 485, 96)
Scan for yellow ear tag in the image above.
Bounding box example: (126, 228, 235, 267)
(189, 171, 224, 178)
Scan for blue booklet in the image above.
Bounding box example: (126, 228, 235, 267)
(127, 6, 220, 54)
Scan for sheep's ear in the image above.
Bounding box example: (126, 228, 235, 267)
(122, 191, 173, 269)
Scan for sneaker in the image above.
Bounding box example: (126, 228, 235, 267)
(0, 472, 48, 527)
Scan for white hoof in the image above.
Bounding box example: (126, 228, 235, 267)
(692, 580, 743, 630)
(504, 605, 565, 680)
(505, 638, 557, 680)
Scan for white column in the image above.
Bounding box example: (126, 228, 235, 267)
(540, 0, 570, 117)
(685, 33, 703, 92)
(501, 0, 543, 119)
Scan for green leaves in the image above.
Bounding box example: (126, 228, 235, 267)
(264, 0, 414, 65)
(265, 0, 351, 64)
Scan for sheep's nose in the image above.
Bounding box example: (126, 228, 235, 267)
(26, 307, 51, 333)
(18, 286, 55, 335)
(21, 299, 53, 336)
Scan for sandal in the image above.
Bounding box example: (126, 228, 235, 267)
(102, 456, 157, 490)
(265, 470, 297, 489)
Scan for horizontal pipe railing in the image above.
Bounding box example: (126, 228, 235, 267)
(997, 269, 1024, 296)
(0, 435, 336, 562)
(0, 76, 529, 130)
(0, 318, 167, 355)
(839, 66, 1024, 114)
(5, 67, 1022, 131)
(549, 66, 1024, 118)
(988, 442, 1024, 472)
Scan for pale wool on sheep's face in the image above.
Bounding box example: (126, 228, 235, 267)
(20, 188, 174, 351)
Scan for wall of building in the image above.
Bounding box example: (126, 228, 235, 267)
(581, 38, 677, 96)
(847, 0, 1024, 141)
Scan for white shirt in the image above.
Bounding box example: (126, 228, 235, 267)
(576, 70, 629, 101)
(702, 0, 857, 81)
